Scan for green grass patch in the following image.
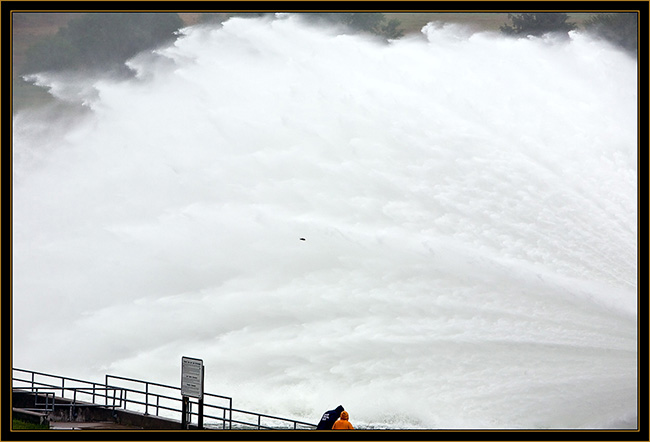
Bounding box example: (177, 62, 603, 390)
(12, 418, 50, 430)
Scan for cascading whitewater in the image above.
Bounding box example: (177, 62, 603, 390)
(12, 15, 637, 429)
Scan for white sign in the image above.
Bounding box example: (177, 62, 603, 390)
(181, 356, 204, 399)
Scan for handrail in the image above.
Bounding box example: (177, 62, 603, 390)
(12, 386, 123, 409)
(13, 368, 317, 430)
(12, 369, 123, 409)
(105, 374, 234, 429)
(229, 406, 317, 430)
(12, 388, 56, 412)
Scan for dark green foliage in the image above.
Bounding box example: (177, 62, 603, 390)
(195, 12, 404, 39)
(24, 35, 80, 72)
(342, 12, 386, 32)
(22, 13, 183, 74)
(380, 18, 405, 40)
(228, 12, 272, 19)
(299, 12, 378, 31)
(500, 13, 577, 37)
(196, 13, 231, 24)
(297, 12, 404, 39)
(583, 13, 637, 54)
(197, 12, 274, 26)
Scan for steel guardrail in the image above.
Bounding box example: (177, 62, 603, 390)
(13, 368, 317, 430)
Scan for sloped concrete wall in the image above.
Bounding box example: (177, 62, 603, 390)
(13, 391, 181, 430)
(12, 408, 49, 427)
(113, 409, 180, 430)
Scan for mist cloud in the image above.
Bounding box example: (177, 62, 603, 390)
(12, 16, 637, 429)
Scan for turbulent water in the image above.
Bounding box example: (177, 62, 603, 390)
(12, 16, 638, 429)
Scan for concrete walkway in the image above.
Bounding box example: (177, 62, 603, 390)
(49, 421, 144, 430)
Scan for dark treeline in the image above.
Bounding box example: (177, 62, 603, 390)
(200, 12, 404, 39)
(500, 12, 637, 55)
(21, 12, 404, 74)
(22, 12, 183, 74)
(21, 12, 637, 75)
(500, 13, 577, 36)
(582, 13, 638, 54)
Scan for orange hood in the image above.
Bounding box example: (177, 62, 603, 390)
(340, 411, 349, 420)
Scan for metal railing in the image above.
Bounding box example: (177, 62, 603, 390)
(12, 368, 317, 430)
(12, 388, 56, 412)
(228, 406, 318, 430)
(105, 374, 233, 429)
(12, 369, 124, 409)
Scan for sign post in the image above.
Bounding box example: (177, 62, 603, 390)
(181, 356, 204, 429)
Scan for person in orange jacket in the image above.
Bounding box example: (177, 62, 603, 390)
(332, 410, 354, 429)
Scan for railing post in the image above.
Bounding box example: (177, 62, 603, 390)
(182, 396, 189, 429)
(145, 383, 149, 415)
(9, 370, 319, 431)
(198, 398, 204, 430)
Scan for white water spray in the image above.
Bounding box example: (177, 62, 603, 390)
(13, 16, 637, 429)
